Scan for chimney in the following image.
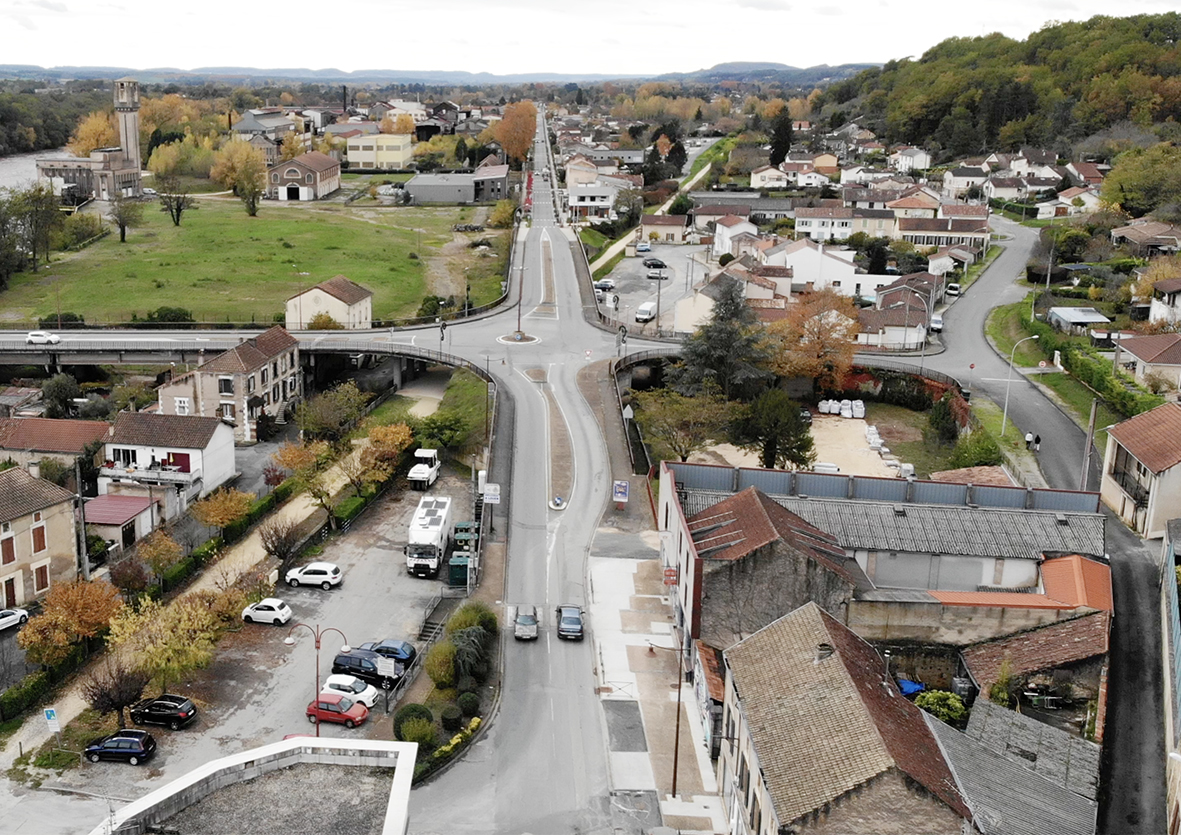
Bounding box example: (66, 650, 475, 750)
(814, 642, 834, 663)
(27, 461, 40, 479)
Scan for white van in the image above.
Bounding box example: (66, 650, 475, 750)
(635, 302, 657, 323)
(930, 313, 944, 332)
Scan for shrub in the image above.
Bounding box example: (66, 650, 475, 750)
(718, 253, 735, 266)
(456, 675, 479, 695)
(928, 394, 959, 444)
(914, 690, 968, 725)
(445, 601, 499, 638)
(160, 557, 195, 589)
(441, 704, 463, 732)
(336, 495, 366, 522)
(948, 431, 1003, 469)
(457, 691, 481, 717)
(190, 539, 221, 565)
(393, 703, 434, 739)
(0, 671, 50, 720)
(424, 642, 457, 688)
(273, 479, 299, 503)
(400, 717, 437, 750)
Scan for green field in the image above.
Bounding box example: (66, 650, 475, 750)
(2, 200, 501, 325)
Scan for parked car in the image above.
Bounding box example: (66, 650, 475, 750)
(242, 598, 292, 625)
(85, 730, 156, 765)
(321, 674, 380, 709)
(306, 693, 369, 729)
(129, 694, 197, 730)
(556, 604, 585, 640)
(593, 278, 615, 291)
(946, 283, 961, 296)
(285, 561, 342, 589)
(930, 313, 944, 332)
(798, 407, 813, 425)
(594, 288, 605, 303)
(141, 187, 157, 197)
(646, 270, 669, 280)
(25, 331, 59, 345)
(357, 639, 417, 667)
(514, 605, 539, 640)
(0, 608, 28, 631)
(635, 241, 651, 253)
(635, 302, 657, 323)
(332, 649, 395, 689)
(642, 258, 666, 269)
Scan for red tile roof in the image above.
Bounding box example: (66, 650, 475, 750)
(960, 611, 1110, 693)
(1040, 554, 1113, 611)
(1119, 333, 1181, 366)
(1107, 402, 1181, 474)
(0, 417, 109, 455)
(695, 640, 726, 703)
(200, 326, 298, 375)
(85, 494, 153, 526)
(307, 275, 372, 305)
(716, 215, 752, 228)
(0, 467, 74, 523)
(929, 590, 1074, 609)
(643, 215, 687, 226)
(928, 465, 1015, 486)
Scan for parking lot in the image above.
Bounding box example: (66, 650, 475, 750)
(44, 474, 475, 800)
(594, 243, 709, 335)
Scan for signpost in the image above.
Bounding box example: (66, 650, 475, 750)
(44, 707, 61, 746)
(612, 480, 630, 509)
(484, 483, 501, 505)
(663, 567, 678, 586)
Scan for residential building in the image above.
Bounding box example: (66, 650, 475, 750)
(761, 238, 859, 295)
(749, 165, 788, 190)
(886, 191, 940, 219)
(927, 245, 978, 276)
(1112, 220, 1181, 257)
(1067, 161, 1105, 186)
(847, 208, 897, 239)
(897, 217, 990, 249)
(157, 326, 301, 445)
(98, 413, 236, 517)
(858, 302, 928, 350)
(641, 214, 689, 243)
(286, 275, 373, 330)
(942, 166, 989, 199)
(1150, 278, 1181, 326)
(0, 467, 78, 607)
(693, 204, 751, 231)
(1116, 333, 1181, 389)
(1047, 307, 1111, 335)
(232, 110, 297, 143)
(563, 154, 599, 187)
(889, 146, 932, 172)
(266, 151, 341, 201)
(1101, 402, 1181, 538)
(84, 494, 158, 555)
(0, 418, 109, 470)
(346, 132, 412, 170)
(568, 184, 618, 220)
(712, 216, 759, 260)
(795, 206, 853, 241)
(473, 161, 510, 202)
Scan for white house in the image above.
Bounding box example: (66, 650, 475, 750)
(1101, 402, 1181, 539)
(1118, 334, 1181, 390)
(794, 207, 853, 241)
(750, 165, 789, 190)
(890, 146, 932, 173)
(942, 166, 989, 199)
(712, 215, 759, 260)
(286, 275, 373, 330)
(764, 238, 856, 293)
(1150, 278, 1181, 326)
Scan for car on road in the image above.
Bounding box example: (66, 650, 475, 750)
(242, 598, 293, 625)
(930, 313, 944, 332)
(321, 674, 380, 708)
(141, 187, 157, 196)
(635, 241, 651, 253)
(642, 258, 666, 269)
(556, 604, 585, 640)
(285, 561, 342, 589)
(514, 605, 539, 640)
(25, 331, 60, 345)
(332, 648, 395, 689)
(593, 278, 615, 291)
(635, 302, 657, 323)
(306, 693, 369, 729)
(0, 608, 28, 631)
(594, 288, 605, 303)
(129, 694, 197, 730)
(85, 729, 157, 765)
(946, 283, 961, 296)
(646, 270, 669, 280)
(358, 639, 418, 667)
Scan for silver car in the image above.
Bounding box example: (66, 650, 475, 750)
(514, 605, 539, 640)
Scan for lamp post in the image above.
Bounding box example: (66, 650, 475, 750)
(648, 637, 686, 798)
(1001, 334, 1039, 438)
(284, 623, 349, 737)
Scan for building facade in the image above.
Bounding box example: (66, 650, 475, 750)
(0, 467, 78, 608)
(266, 152, 341, 201)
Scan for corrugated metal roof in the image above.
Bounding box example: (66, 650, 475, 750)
(85, 494, 153, 526)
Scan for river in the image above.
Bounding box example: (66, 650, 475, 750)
(0, 149, 75, 191)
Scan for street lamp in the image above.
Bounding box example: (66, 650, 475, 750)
(1001, 334, 1039, 438)
(647, 638, 687, 798)
(284, 623, 349, 737)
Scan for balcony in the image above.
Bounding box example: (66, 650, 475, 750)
(101, 463, 202, 485)
(1110, 467, 1151, 508)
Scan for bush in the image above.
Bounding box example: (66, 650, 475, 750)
(393, 703, 434, 739)
(457, 691, 481, 717)
(335, 495, 366, 522)
(0, 671, 50, 720)
(948, 431, 1003, 468)
(915, 690, 968, 725)
(445, 601, 499, 638)
(273, 479, 299, 503)
(456, 675, 479, 695)
(425, 642, 457, 688)
(160, 557, 195, 589)
(718, 253, 735, 266)
(400, 717, 437, 750)
(441, 704, 463, 732)
(190, 539, 221, 565)
(928, 394, 959, 444)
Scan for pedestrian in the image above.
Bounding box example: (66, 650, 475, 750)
(1025, 432, 1034, 450)
(1034, 434, 1041, 451)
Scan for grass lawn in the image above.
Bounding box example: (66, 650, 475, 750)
(689, 136, 736, 178)
(1037, 372, 1122, 449)
(985, 301, 1048, 368)
(364, 394, 415, 428)
(11, 708, 118, 781)
(863, 402, 957, 478)
(970, 394, 1041, 469)
(593, 251, 625, 281)
(2, 201, 501, 324)
(579, 228, 608, 249)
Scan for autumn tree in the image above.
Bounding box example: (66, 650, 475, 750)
(148, 143, 195, 226)
(655, 134, 673, 159)
(1132, 252, 1181, 300)
(379, 115, 396, 134)
(82, 658, 150, 727)
(109, 558, 151, 602)
(210, 139, 267, 216)
(273, 439, 331, 477)
(494, 101, 538, 164)
(109, 596, 218, 691)
(136, 530, 183, 582)
(394, 114, 417, 136)
(729, 389, 816, 470)
(69, 110, 118, 157)
(307, 312, 344, 330)
(766, 289, 861, 392)
(632, 385, 731, 462)
(17, 580, 123, 667)
(361, 423, 414, 472)
(338, 452, 391, 497)
(107, 194, 144, 243)
(669, 276, 771, 400)
(295, 380, 373, 442)
(190, 488, 254, 539)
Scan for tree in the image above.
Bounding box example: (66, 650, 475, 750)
(108, 596, 218, 691)
(730, 390, 816, 470)
(82, 658, 150, 727)
(766, 290, 861, 392)
(258, 517, 302, 567)
(768, 113, 795, 167)
(148, 144, 195, 226)
(210, 140, 267, 216)
(137, 530, 183, 582)
(12, 183, 62, 271)
(68, 110, 119, 157)
(668, 277, 771, 400)
(655, 134, 673, 159)
(295, 381, 372, 442)
(394, 114, 417, 136)
(307, 312, 344, 330)
(666, 141, 688, 175)
(361, 423, 415, 471)
(488, 199, 516, 228)
(16, 612, 74, 667)
(273, 440, 330, 476)
(379, 115, 396, 134)
(668, 193, 692, 215)
(493, 101, 538, 164)
(0, 192, 25, 289)
(632, 385, 731, 462)
(111, 382, 154, 413)
(415, 410, 470, 450)
(109, 558, 151, 601)
(17, 579, 123, 667)
(454, 137, 467, 166)
(279, 131, 303, 162)
(338, 451, 391, 496)
(35, 457, 71, 487)
(928, 393, 959, 444)
(190, 488, 253, 538)
(914, 690, 968, 725)
(1102, 142, 1181, 217)
(42, 373, 81, 419)
(107, 194, 144, 243)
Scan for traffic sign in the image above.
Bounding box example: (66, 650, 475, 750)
(612, 480, 630, 503)
(1039, 360, 1047, 368)
(484, 483, 501, 504)
(376, 658, 402, 681)
(663, 567, 678, 586)
(44, 708, 60, 734)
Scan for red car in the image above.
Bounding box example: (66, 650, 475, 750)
(306, 693, 369, 729)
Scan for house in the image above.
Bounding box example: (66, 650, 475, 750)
(889, 146, 932, 173)
(0, 387, 42, 418)
(568, 184, 618, 220)
(886, 191, 940, 219)
(0, 467, 78, 608)
(472, 161, 510, 202)
(942, 166, 989, 199)
(983, 177, 1026, 201)
(266, 151, 341, 201)
(0, 418, 109, 470)
(406, 172, 476, 204)
(749, 165, 788, 190)
(712, 216, 759, 260)
(898, 217, 990, 249)
(1037, 186, 1103, 219)
(1112, 220, 1181, 257)
(1047, 307, 1111, 335)
(938, 203, 989, 221)
(156, 326, 300, 445)
(847, 209, 898, 239)
(717, 602, 971, 835)
(562, 154, 600, 187)
(98, 413, 236, 518)
(928, 245, 977, 276)
(858, 302, 928, 350)
(286, 275, 373, 330)
(1101, 402, 1181, 538)
(794, 207, 854, 241)
(693, 204, 751, 231)
(345, 132, 412, 170)
(84, 494, 158, 555)
(762, 238, 859, 295)
(233, 110, 297, 143)
(641, 214, 688, 244)
(1116, 333, 1181, 389)
(1068, 161, 1105, 186)
(1149, 278, 1181, 325)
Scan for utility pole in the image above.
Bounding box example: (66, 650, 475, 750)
(75, 457, 89, 581)
(1080, 398, 1098, 491)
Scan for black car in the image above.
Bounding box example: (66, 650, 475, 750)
(129, 694, 197, 730)
(556, 604, 585, 640)
(332, 649, 396, 688)
(642, 258, 666, 269)
(85, 729, 157, 765)
(358, 640, 418, 668)
(799, 407, 813, 425)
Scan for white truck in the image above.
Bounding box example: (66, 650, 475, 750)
(405, 495, 452, 578)
(408, 448, 441, 490)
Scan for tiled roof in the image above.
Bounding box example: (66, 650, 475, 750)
(0, 467, 74, 523)
(796, 207, 853, 219)
(1071, 162, 1103, 180)
(290, 151, 340, 173)
(960, 611, 1110, 693)
(200, 326, 298, 374)
(859, 305, 927, 332)
(695, 640, 726, 703)
(726, 603, 969, 825)
(1107, 402, 1181, 474)
(887, 195, 938, 209)
(0, 418, 109, 454)
(108, 412, 223, 450)
(715, 215, 752, 228)
(939, 204, 990, 218)
(1112, 220, 1181, 246)
(928, 711, 1097, 835)
(929, 465, 1014, 487)
(1155, 277, 1181, 294)
(929, 590, 1077, 609)
(1118, 333, 1181, 366)
(308, 275, 372, 305)
(751, 264, 792, 278)
(643, 215, 687, 226)
(1040, 554, 1113, 611)
(85, 494, 153, 526)
(899, 218, 990, 233)
(695, 204, 750, 216)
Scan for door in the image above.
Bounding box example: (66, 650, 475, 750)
(122, 521, 136, 549)
(3, 577, 15, 608)
(167, 452, 191, 473)
(287, 186, 300, 201)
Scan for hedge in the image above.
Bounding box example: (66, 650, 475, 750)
(335, 496, 366, 522)
(191, 538, 222, 565)
(161, 557, 196, 590)
(0, 671, 50, 720)
(273, 478, 299, 503)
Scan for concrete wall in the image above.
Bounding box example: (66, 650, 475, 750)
(798, 769, 963, 835)
(847, 598, 1081, 645)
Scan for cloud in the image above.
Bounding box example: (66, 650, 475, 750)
(737, 0, 791, 9)
(815, 5, 842, 14)
(10, 13, 37, 28)
(31, 0, 68, 11)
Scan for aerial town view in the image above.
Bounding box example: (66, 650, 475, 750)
(1, 2, 1181, 833)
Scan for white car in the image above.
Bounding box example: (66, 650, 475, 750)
(25, 331, 60, 345)
(0, 608, 29, 630)
(242, 598, 292, 625)
(930, 313, 944, 333)
(321, 674, 380, 708)
(286, 561, 342, 589)
(141, 187, 157, 196)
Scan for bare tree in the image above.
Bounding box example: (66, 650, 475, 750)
(258, 517, 302, 567)
(82, 658, 150, 726)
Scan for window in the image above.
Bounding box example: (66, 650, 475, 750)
(272, 361, 279, 377)
(305, 174, 313, 184)
(174, 397, 190, 416)
(272, 384, 280, 402)
(32, 524, 46, 554)
(113, 448, 138, 467)
(261, 368, 269, 385)
(34, 564, 49, 593)
(284, 168, 299, 178)
(218, 377, 233, 395)
(247, 375, 256, 394)
(271, 173, 279, 183)
(1, 537, 13, 565)
(220, 402, 236, 419)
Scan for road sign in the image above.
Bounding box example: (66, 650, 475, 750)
(663, 567, 678, 586)
(1039, 360, 1047, 368)
(44, 708, 60, 734)
(376, 658, 402, 681)
(484, 483, 501, 504)
(612, 480, 630, 503)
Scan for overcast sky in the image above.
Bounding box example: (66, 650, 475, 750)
(2, 0, 1177, 78)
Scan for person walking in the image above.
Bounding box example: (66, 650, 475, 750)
(1025, 432, 1034, 450)
(1034, 434, 1041, 451)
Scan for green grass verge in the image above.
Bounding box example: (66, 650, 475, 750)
(689, 135, 737, 178)
(1037, 372, 1122, 449)
(593, 251, 625, 282)
(437, 368, 489, 451)
(863, 402, 958, 479)
(970, 395, 1041, 468)
(985, 301, 1047, 368)
(579, 228, 608, 249)
(364, 394, 415, 427)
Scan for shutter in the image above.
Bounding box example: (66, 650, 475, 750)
(1, 538, 13, 565)
(32, 526, 46, 553)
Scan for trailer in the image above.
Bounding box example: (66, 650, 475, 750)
(405, 495, 452, 578)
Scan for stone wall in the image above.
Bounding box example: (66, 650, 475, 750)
(848, 598, 1082, 646)
(797, 769, 963, 835)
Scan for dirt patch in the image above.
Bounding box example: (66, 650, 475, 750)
(878, 422, 923, 443)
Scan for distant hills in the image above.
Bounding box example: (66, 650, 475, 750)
(0, 61, 876, 87)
